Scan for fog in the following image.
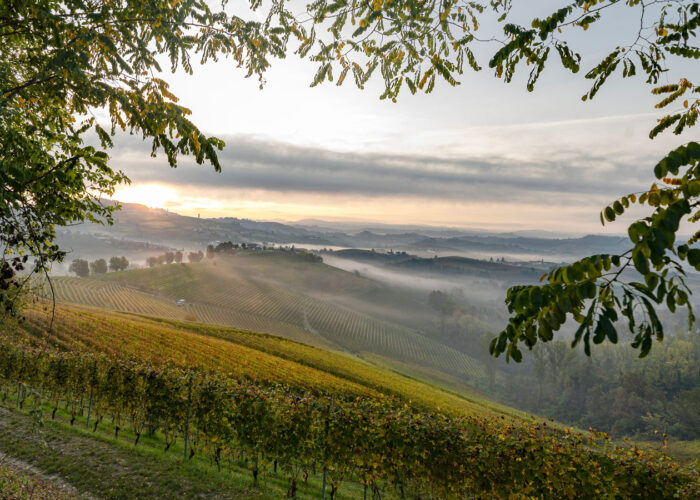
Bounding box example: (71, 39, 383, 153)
(322, 255, 508, 306)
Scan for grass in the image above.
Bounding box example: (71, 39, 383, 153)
(666, 440, 700, 463)
(0, 459, 75, 499)
(636, 439, 700, 464)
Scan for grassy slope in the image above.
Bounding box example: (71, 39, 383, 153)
(636, 439, 700, 464)
(15, 304, 513, 418)
(43, 252, 491, 389)
(40, 275, 329, 349)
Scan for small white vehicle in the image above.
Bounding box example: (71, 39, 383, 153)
(177, 299, 186, 307)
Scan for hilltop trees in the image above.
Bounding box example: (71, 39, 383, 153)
(68, 259, 89, 278)
(70, 256, 128, 276)
(89, 259, 108, 275)
(145, 251, 186, 267)
(188, 251, 204, 263)
(164, 252, 175, 264)
(108, 256, 129, 272)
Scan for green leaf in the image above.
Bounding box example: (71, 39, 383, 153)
(687, 248, 700, 269)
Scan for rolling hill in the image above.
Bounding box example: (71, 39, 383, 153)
(39, 251, 495, 393)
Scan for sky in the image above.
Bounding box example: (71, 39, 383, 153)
(109, 1, 699, 233)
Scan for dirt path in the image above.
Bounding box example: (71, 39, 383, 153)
(0, 449, 90, 499)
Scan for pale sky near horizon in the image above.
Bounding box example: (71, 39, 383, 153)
(110, 1, 699, 233)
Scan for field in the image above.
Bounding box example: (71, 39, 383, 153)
(39, 252, 491, 390)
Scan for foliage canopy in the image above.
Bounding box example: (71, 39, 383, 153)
(1, 0, 698, 359)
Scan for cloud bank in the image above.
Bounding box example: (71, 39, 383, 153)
(104, 113, 686, 230)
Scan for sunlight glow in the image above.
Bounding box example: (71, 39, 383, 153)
(112, 184, 179, 209)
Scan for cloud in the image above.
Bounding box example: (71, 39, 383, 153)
(106, 125, 661, 207)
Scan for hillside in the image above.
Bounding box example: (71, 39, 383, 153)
(40, 251, 495, 393)
(329, 248, 546, 280)
(11, 304, 507, 417)
(2, 304, 698, 499)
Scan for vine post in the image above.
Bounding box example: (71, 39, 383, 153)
(322, 396, 334, 500)
(183, 375, 193, 461)
(86, 361, 96, 430)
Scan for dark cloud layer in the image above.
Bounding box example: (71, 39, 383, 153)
(107, 133, 652, 204)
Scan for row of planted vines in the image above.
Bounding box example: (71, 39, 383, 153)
(0, 341, 697, 499)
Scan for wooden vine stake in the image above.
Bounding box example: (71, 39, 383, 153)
(86, 361, 96, 429)
(184, 376, 193, 460)
(322, 396, 334, 500)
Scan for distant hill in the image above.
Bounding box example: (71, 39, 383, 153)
(61, 201, 631, 262)
(330, 249, 546, 282)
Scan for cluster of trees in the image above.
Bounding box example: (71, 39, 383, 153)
(427, 290, 501, 354)
(144, 250, 206, 267)
(206, 241, 265, 258)
(145, 251, 183, 268)
(187, 251, 204, 263)
(500, 331, 700, 441)
(68, 256, 129, 278)
(205, 242, 322, 263)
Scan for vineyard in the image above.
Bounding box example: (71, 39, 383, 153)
(12, 304, 505, 417)
(44, 254, 488, 387)
(1, 339, 698, 499)
(38, 275, 325, 347)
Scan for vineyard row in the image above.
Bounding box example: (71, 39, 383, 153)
(0, 342, 697, 499)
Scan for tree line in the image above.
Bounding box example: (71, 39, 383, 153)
(207, 242, 323, 263)
(68, 256, 128, 278)
(500, 331, 700, 442)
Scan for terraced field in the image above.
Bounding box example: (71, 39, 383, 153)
(45, 253, 489, 387)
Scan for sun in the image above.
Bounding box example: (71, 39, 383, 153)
(112, 184, 179, 209)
